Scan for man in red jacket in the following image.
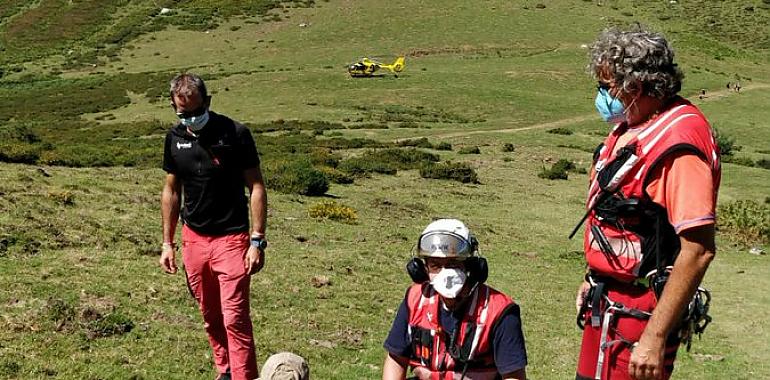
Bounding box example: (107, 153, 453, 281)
(574, 26, 720, 380)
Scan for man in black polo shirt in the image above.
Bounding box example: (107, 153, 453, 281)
(160, 73, 267, 380)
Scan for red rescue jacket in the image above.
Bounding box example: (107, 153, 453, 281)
(405, 282, 516, 380)
(584, 97, 721, 282)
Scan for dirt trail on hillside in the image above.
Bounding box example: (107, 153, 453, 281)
(405, 82, 770, 140)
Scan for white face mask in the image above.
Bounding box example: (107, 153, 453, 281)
(180, 110, 210, 132)
(430, 267, 467, 299)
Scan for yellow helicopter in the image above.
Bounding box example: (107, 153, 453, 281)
(347, 56, 405, 77)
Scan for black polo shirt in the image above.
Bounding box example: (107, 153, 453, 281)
(162, 111, 260, 235)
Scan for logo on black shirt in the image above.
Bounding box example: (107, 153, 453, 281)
(177, 142, 192, 149)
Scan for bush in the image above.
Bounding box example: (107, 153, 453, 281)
(308, 200, 357, 223)
(420, 162, 479, 183)
(317, 137, 386, 150)
(539, 159, 583, 180)
(547, 127, 573, 135)
(339, 148, 439, 176)
(723, 155, 754, 167)
(552, 158, 576, 172)
(458, 146, 481, 154)
(396, 137, 433, 149)
(374, 148, 440, 169)
(538, 166, 568, 180)
(319, 166, 354, 184)
(265, 160, 329, 196)
(0, 142, 41, 164)
(755, 158, 770, 170)
(718, 200, 770, 245)
(715, 129, 740, 157)
(501, 143, 515, 152)
(307, 148, 341, 168)
(0, 124, 44, 164)
(250, 120, 346, 133)
(347, 123, 388, 130)
(435, 142, 452, 151)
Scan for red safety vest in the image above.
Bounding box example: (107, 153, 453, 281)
(584, 97, 721, 282)
(405, 283, 515, 380)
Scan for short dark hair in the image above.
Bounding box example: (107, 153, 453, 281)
(169, 73, 208, 100)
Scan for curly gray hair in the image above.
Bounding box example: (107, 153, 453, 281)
(588, 26, 683, 100)
(169, 73, 208, 100)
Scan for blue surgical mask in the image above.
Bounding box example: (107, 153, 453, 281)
(595, 88, 626, 124)
(179, 110, 210, 132)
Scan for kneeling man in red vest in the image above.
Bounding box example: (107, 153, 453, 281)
(382, 219, 528, 380)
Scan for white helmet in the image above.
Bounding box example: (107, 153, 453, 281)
(417, 219, 477, 258)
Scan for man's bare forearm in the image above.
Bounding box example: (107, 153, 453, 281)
(244, 168, 267, 236)
(642, 226, 715, 341)
(250, 182, 267, 236)
(161, 175, 181, 243)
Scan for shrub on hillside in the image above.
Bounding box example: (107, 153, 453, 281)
(375, 148, 440, 169)
(715, 128, 740, 157)
(458, 146, 481, 154)
(0, 143, 41, 164)
(308, 200, 357, 223)
(0, 124, 44, 164)
(0, 124, 41, 143)
(338, 148, 439, 176)
(435, 142, 453, 151)
(347, 123, 388, 130)
(250, 120, 346, 133)
(501, 143, 515, 152)
(396, 137, 434, 149)
(718, 200, 770, 245)
(723, 155, 754, 167)
(547, 127, 573, 135)
(420, 162, 479, 183)
(264, 160, 329, 196)
(317, 137, 387, 150)
(307, 148, 341, 168)
(539, 159, 584, 180)
(755, 158, 770, 170)
(539, 166, 568, 180)
(319, 167, 354, 184)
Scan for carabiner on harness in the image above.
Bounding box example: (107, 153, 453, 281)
(681, 286, 712, 351)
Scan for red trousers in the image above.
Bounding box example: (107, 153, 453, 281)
(182, 225, 257, 380)
(576, 282, 680, 380)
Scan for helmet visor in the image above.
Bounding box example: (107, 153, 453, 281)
(418, 232, 471, 258)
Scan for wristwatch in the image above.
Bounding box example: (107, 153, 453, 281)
(250, 236, 268, 250)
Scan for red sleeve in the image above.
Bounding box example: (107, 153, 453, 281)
(645, 152, 716, 234)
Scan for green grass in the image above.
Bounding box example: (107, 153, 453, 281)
(1, 0, 770, 378)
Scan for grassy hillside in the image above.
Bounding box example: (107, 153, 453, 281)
(1, 0, 769, 379)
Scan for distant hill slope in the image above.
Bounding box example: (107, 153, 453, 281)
(0, 0, 316, 66)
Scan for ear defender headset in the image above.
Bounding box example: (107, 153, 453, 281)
(406, 232, 488, 286)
